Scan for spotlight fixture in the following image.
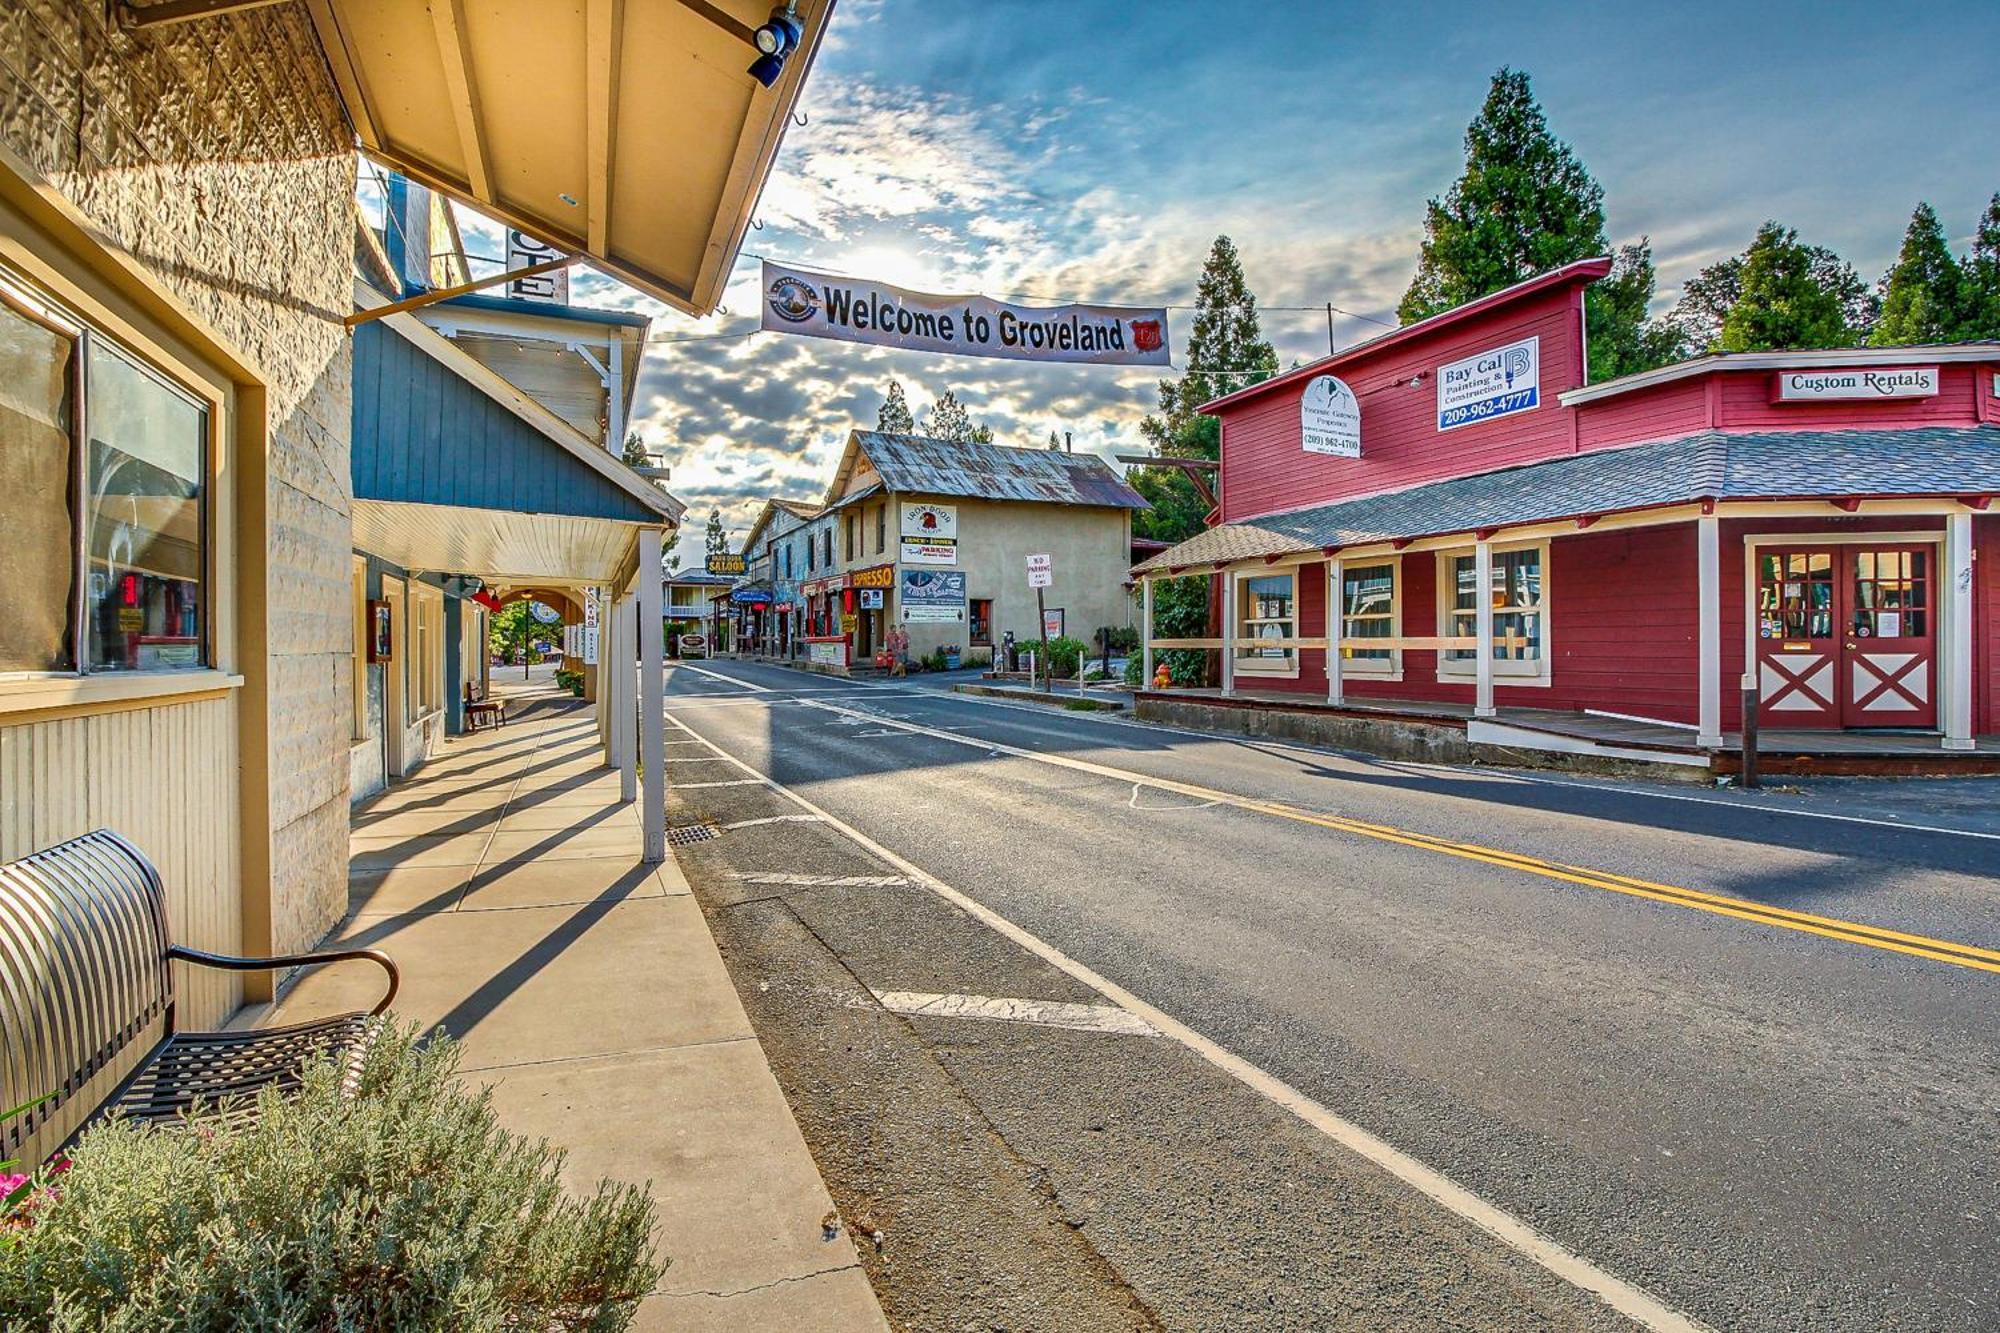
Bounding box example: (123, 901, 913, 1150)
(747, 3, 804, 88)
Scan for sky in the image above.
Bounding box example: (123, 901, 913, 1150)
(446, 0, 1998, 545)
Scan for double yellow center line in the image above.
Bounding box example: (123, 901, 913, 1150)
(798, 696, 2000, 978)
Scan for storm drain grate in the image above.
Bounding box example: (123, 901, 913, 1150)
(666, 822, 722, 847)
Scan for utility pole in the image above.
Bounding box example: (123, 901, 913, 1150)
(1326, 303, 1336, 357)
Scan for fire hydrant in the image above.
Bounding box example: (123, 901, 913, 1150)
(1152, 663, 1172, 690)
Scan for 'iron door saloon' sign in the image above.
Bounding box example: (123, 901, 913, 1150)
(760, 261, 1171, 367)
(901, 569, 966, 623)
(1437, 335, 1540, 432)
(900, 502, 958, 565)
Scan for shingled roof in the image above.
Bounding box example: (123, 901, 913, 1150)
(1134, 426, 2000, 572)
(844, 431, 1149, 510)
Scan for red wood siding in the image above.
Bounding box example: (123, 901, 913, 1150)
(1575, 378, 1712, 447)
(1714, 363, 1985, 432)
(1218, 287, 1587, 522)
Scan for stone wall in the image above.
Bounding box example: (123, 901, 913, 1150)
(0, 4, 356, 956)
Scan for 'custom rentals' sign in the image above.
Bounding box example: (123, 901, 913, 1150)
(760, 261, 1170, 366)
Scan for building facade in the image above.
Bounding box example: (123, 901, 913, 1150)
(1136, 258, 2000, 766)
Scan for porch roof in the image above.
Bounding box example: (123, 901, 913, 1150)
(1135, 425, 2000, 573)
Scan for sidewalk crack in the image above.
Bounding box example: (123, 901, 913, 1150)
(663, 1261, 860, 1301)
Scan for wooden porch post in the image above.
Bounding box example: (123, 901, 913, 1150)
(1220, 568, 1236, 696)
(1327, 557, 1343, 706)
(615, 593, 637, 800)
(1697, 515, 1723, 748)
(1944, 510, 1975, 750)
(1473, 539, 1496, 718)
(638, 528, 666, 861)
(1140, 576, 1155, 687)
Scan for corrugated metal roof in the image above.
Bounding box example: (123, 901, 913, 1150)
(1134, 426, 2000, 572)
(850, 431, 1149, 509)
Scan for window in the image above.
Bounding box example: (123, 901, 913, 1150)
(1235, 571, 1296, 675)
(1439, 544, 1547, 677)
(822, 529, 833, 567)
(1338, 561, 1399, 674)
(844, 513, 856, 562)
(874, 504, 886, 554)
(0, 275, 208, 676)
(969, 598, 993, 646)
(411, 586, 444, 717)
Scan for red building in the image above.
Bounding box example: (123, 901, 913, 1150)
(1135, 258, 2000, 771)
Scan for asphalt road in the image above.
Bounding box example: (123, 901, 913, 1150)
(660, 657, 2000, 1333)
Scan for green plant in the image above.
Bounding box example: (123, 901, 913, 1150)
(1102, 626, 1140, 655)
(1, 1094, 53, 1214)
(1036, 636, 1088, 678)
(1122, 654, 1144, 687)
(960, 651, 992, 670)
(554, 667, 585, 696)
(0, 1025, 660, 1330)
(920, 648, 949, 673)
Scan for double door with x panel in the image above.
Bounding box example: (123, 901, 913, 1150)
(1753, 544, 1937, 728)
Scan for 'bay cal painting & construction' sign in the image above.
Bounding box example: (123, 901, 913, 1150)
(1437, 335, 1540, 432)
(761, 261, 1170, 366)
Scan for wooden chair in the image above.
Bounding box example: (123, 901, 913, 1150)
(0, 830, 398, 1170)
(465, 680, 506, 730)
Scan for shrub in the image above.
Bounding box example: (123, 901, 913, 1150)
(1036, 636, 1088, 678)
(1122, 654, 1144, 687)
(960, 651, 992, 670)
(554, 667, 585, 696)
(0, 1024, 660, 1331)
(1101, 626, 1140, 655)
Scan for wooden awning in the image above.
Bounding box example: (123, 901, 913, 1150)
(305, 0, 834, 316)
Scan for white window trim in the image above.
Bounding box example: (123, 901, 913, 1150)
(1235, 568, 1300, 679)
(1335, 554, 1404, 682)
(1434, 540, 1553, 687)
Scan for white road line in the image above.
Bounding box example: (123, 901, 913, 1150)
(719, 814, 826, 830)
(871, 990, 1159, 1037)
(672, 661, 770, 692)
(674, 778, 770, 789)
(664, 710, 1711, 1333)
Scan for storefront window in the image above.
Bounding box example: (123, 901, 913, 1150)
(1444, 546, 1543, 667)
(0, 275, 208, 676)
(874, 504, 886, 554)
(1850, 549, 1926, 638)
(1236, 572, 1295, 672)
(1757, 551, 1835, 638)
(1340, 562, 1397, 669)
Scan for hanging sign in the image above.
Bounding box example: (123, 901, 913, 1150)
(706, 552, 747, 575)
(1437, 335, 1539, 432)
(1300, 375, 1362, 457)
(1773, 367, 1938, 401)
(582, 589, 599, 665)
(900, 502, 958, 565)
(760, 261, 1171, 366)
(506, 230, 570, 305)
(901, 569, 967, 623)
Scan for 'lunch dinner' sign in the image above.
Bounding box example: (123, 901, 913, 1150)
(1774, 367, 1938, 401)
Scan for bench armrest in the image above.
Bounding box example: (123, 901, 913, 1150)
(166, 945, 400, 1016)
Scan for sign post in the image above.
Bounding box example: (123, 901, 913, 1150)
(1026, 553, 1054, 688)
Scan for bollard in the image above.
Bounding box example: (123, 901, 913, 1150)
(1739, 674, 1760, 790)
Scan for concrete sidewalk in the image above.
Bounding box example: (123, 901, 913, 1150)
(273, 682, 889, 1331)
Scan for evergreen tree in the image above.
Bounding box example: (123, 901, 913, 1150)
(620, 430, 649, 467)
(1141, 235, 1277, 459)
(1718, 221, 1871, 351)
(876, 379, 914, 434)
(1665, 256, 1745, 354)
(704, 509, 727, 562)
(1398, 69, 1605, 323)
(1871, 202, 1962, 346)
(923, 389, 992, 444)
(1959, 192, 2000, 339)
(1587, 241, 1686, 379)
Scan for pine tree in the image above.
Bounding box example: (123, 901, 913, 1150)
(924, 389, 992, 444)
(620, 430, 649, 467)
(1140, 235, 1277, 460)
(1871, 203, 1962, 346)
(1959, 192, 2000, 340)
(1398, 69, 1606, 323)
(1718, 222, 1871, 351)
(704, 509, 727, 562)
(1586, 241, 1686, 380)
(1665, 256, 1745, 354)
(876, 379, 914, 434)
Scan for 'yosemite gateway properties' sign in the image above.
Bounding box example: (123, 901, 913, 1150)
(1437, 335, 1540, 432)
(761, 261, 1170, 366)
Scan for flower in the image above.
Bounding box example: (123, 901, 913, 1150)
(0, 1172, 26, 1198)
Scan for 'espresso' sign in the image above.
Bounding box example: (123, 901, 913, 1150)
(1774, 367, 1938, 401)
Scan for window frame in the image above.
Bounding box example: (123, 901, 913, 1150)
(0, 266, 217, 684)
(1433, 540, 1552, 685)
(1234, 569, 1300, 679)
(1334, 555, 1403, 680)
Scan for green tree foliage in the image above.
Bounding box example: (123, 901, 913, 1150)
(1399, 69, 1606, 324)
(1956, 192, 2000, 339)
(1398, 69, 1675, 381)
(923, 389, 993, 444)
(487, 600, 539, 664)
(704, 508, 728, 563)
(0, 1025, 660, 1329)
(619, 429, 649, 468)
(876, 379, 914, 433)
(1870, 202, 1962, 346)
(1716, 221, 1872, 351)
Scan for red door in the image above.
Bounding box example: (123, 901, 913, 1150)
(1755, 545, 1937, 729)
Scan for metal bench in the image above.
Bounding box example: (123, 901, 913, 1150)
(0, 830, 398, 1170)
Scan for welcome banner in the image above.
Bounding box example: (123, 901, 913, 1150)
(759, 261, 1171, 366)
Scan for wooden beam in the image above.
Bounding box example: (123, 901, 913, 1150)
(1474, 526, 1501, 541)
(1575, 514, 1600, 529)
(1391, 537, 1415, 550)
(118, 0, 291, 28)
(1115, 453, 1218, 507)
(673, 0, 756, 45)
(429, 0, 492, 201)
(1832, 496, 1863, 512)
(343, 255, 578, 327)
(1960, 494, 1990, 511)
(586, 0, 624, 254)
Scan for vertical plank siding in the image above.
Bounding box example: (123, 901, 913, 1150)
(0, 698, 242, 1027)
